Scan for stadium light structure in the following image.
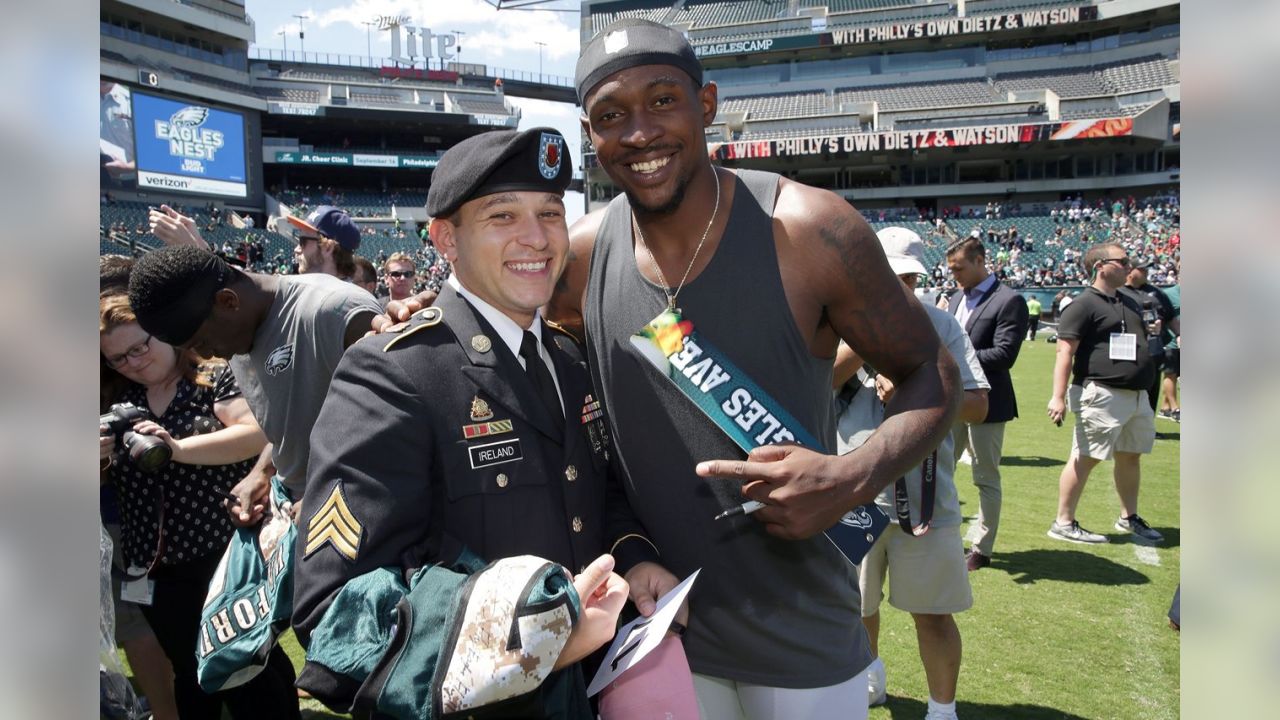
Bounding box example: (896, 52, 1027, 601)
(452, 29, 466, 65)
(276, 28, 288, 55)
(361, 20, 377, 59)
(535, 41, 546, 82)
(294, 13, 311, 55)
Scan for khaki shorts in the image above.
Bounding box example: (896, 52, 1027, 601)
(1068, 382, 1156, 460)
(858, 524, 972, 617)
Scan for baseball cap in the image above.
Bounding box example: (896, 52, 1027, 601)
(876, 227, 928, 277)
(286, 205, 361, 251)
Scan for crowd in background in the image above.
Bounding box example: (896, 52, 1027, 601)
(898, 191, 1182, 294)
(100, 197, 454, 300)
(102, 189, 1183, 320)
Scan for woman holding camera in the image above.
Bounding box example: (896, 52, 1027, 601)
(99, 293, 300, 720)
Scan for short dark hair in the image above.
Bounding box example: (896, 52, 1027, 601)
(945, 237, 986, 262)
(351, 256, 377, 285)
(127, 246, 231, 346)
(1082, 242, 1124, 275)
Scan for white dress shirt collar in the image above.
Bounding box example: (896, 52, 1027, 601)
(448, 274, 545, 365)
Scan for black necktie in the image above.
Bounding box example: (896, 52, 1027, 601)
(520, 331, 563, 423)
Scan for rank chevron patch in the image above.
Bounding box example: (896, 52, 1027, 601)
(304, 484, 363, 561)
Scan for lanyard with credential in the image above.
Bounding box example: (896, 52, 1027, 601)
(864, 368, 935, 536)
(631, 308, 890, 566)
(894, 450, 936, 536)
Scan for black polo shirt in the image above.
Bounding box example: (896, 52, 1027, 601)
(1057, 287, 1155, 390)
(1118, 285, 1166, 362)
(1128, 281, 1178, 346)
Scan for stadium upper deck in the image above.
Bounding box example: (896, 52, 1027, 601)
(580, 0, 1179, 212)
(100, 0, 562, 225)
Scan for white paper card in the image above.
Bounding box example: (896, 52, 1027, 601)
(1109, 332, 1137, 361)
(586, 569, 700, 697)
(120, 576, 154, 606)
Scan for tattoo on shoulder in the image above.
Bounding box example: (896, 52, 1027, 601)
(555, 249, 578, 292)
(817, 213, 860, 281)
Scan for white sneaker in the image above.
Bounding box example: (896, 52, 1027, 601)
(867, 657, 886, 707)
(924, 710, 959, 720)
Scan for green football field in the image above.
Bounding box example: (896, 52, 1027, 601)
(865, 337, 1180, 720)
(138, 336, 1182, 720)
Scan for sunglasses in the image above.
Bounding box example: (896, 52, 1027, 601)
(387, 270, 416, 279)
(292, 231, 322, 246)
(1099, 257, 1131, 268)
(104, 335, 153, 369)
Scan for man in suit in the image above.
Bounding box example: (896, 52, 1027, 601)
(946, 237, 1029, 570)
(292, 129, 650, 718)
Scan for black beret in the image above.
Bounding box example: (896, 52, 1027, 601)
(576, 18, 703, 107)
(426, 127, 572, 218)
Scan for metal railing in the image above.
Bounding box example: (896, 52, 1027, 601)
(247, 47, 572, 87)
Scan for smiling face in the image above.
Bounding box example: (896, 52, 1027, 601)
(582, 64, 717, 217)
(101, 321, 178, 387)
(432, 191, 568, 329)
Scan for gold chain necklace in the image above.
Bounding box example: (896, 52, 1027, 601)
(632, 166, 721, 312)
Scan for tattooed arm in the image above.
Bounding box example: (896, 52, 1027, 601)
(697, 180, 961, 540)
(545, 209, 604, 339)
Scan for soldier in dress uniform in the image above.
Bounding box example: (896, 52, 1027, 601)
(292, 128, 648, 719)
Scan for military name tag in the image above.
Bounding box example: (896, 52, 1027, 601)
(468, 438, 523, 469)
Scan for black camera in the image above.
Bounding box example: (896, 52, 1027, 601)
(100, 403, 171, 473)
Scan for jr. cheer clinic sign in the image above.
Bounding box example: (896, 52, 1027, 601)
(132, 92, 248, 198)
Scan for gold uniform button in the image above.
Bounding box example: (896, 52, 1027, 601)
(496, 473, 509, 488)
(565, 465, 578, 482)
(572, 516, 583, 533)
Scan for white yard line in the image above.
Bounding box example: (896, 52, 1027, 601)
(1133, 545, 1161, 566)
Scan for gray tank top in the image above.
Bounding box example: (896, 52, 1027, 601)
(584, 169, 871, 687)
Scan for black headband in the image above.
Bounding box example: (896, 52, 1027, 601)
(576, 19, 703, 106)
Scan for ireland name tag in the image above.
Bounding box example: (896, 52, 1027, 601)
(631, 308, 889, 566)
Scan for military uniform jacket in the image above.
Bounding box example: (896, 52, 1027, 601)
(293, 285, 630, 717)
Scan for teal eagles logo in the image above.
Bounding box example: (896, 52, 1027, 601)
(537, 132, 563, 180)
(264, 344, 294, 376)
